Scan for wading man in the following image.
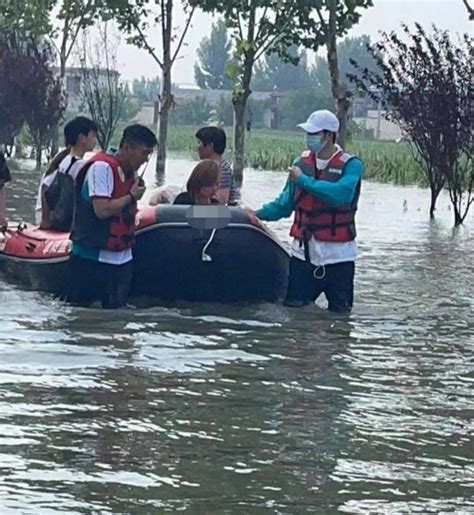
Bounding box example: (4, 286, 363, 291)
(64, 124, 157, 309)
(253, 110, 364, 314)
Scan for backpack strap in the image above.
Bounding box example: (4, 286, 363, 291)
(63, 156, 78, 176)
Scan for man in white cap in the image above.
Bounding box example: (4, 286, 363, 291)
(253, 109, 364, 313)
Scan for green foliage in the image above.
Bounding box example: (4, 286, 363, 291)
(170, 96, 214, 126)
(132, 76, 161, 102)
(349, 24, 473, 224)
(194, 18, 233, 90)
(280, 90, 334, 130)
(189, 0, 310, 95)
(296, 0, 374, 51)
(119, 95, 142, 122)
(252, 47, 312, 92)
(0, 0, 54, 36)
(164, 125, 425, 185)
(310, 35, 380, 99)
(0, 0, 102, 44)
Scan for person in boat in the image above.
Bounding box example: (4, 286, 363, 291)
(173, 159, 220, 205)
(63, 124, 157, 309)
(251, 110, 364, 314)
(36, 116, 98, 231)
(195, 126, 239, 205)
(0, 145, 12, 230)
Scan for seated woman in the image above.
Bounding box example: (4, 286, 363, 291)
(173, 159, 220, 205)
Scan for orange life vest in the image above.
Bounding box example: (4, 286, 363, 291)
(289, 150, 360, 243)
(71, 151, 137, 251)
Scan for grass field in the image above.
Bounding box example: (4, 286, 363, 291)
(165, 125, 426, 186)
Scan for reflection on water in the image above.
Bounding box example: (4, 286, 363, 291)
(0, 156, 473, 513)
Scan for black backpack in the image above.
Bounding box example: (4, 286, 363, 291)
(45, 157, 78, 232)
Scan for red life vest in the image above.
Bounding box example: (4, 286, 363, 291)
(289, 150, 360, 243)
(71, 151, 137, 251)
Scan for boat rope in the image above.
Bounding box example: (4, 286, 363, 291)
(201, 229, 217, 262)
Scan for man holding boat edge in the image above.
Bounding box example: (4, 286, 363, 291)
(63, 124, 157, 309)
(251, 110, 364, 314)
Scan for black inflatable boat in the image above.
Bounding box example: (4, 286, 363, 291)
(0, 205, 290, 303)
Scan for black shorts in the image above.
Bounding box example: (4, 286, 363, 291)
(284, 257, 355, 313)
(62, 254, 133, 309)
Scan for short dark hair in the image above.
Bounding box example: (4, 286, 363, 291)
(119, 124, 158, 148)
(64, 116, 98, 146)
(195, 126, 226, 155)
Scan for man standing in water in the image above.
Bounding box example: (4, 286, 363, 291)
(253, 110, 364, 313)
(64, 124, 157, 309)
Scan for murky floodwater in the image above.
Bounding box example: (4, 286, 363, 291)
(1, 155, 473, 513)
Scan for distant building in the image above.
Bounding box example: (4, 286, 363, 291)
(54, 67, 121, 112)
(353, 110, 403, 141)
(135, 86, 286, 129)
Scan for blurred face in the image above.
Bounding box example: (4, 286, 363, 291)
(197, 139, 213, 159)
(85, 131, 98, 151)
(305, 131, 333, 153)
(124, 143, 154, 173)
(198, 181, 219, 201)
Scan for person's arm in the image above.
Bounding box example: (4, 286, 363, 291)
(87, 162, 144, 220)
(215, 187, 230, 205)
(256, 180, 296, 221)
(294, 158, 364, 207)
(92, 194, 136, 220)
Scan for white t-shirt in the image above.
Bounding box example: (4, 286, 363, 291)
(84, 161, 133, 265)
(291, 151, 358, 267)
(35, 154, 85, 224)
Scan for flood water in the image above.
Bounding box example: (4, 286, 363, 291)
(1, 156, 473, 513)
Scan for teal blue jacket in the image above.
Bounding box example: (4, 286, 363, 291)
(256, 157, 364, 221)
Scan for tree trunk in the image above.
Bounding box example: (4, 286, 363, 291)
(35, 142, 42, 170)
(233, 98, 247, 186)
(429, 185, 439, 219)
(155, 0, 173, 179)
(156, 67, 172, 179)
(232, 52, 254, 186)
(51, 56, 67, 157)
(453, 203, 463, 226)
(326, 0, 350, 149)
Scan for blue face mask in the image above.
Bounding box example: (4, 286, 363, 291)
(306, 134, 325, 154)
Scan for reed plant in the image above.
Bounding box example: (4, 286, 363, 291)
(166, 125, 425, 186)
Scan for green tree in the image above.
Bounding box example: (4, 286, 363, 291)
(189, 0, 307, 184)
(194, 18, 233, 90)
(1, 1, 102, 153)
(252, 46, 311, 92)
(132, 76, 161, 102)
(78, 24, 127, 150)
(349, 25, 473, 225)
(310, 35, 382, 100)
(281, 90, 334, 130)
(296, 0, 373, 148)
(103, 0, 195, 177)
(0, 31, 28, 145)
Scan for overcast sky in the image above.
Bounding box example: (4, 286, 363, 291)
(112, 0, 473, 86)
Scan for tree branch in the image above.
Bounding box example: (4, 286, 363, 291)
(171, 6, 196, 65)
(462, 0, 474, 19)
(132, 18, 163, 68)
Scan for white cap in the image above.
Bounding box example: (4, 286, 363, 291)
(297, 109, 340, 133)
